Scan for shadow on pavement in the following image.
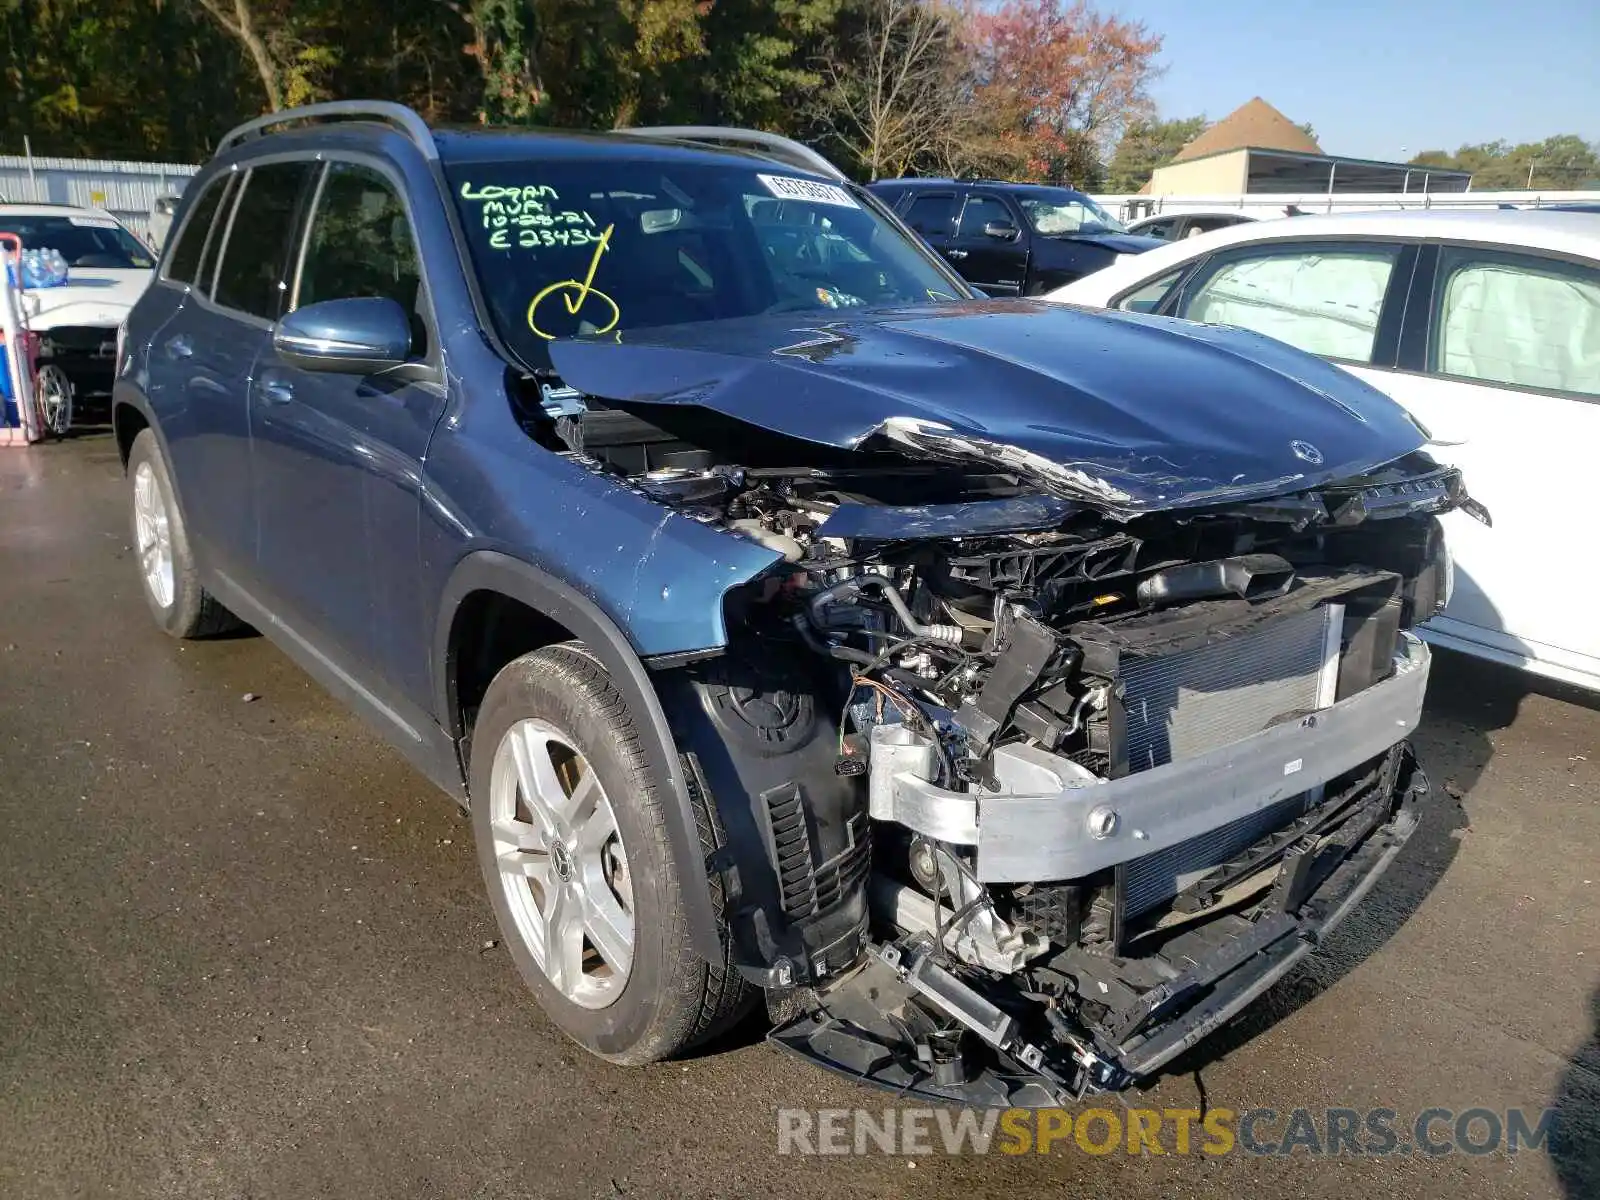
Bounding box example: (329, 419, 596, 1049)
(1554, 987, 1599, 1197)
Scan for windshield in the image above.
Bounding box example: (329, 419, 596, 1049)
(444, 158, 967, 369)
(1016, 190, 1127, 237)
(0, 214, 153, 268)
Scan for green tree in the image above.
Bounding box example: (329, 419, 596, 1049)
(1104, 113, 1205, 191)
(1408, 136, 1600, 190)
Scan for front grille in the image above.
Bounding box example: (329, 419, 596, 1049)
(39, 326, 117, 358)
(1117, 603, 1342, 920)
(1121, 604, 1340, 772)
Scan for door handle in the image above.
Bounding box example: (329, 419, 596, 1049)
(164, 334, 193, 360)
(259, 378, 294, 406)
(944, 249, 968, 260)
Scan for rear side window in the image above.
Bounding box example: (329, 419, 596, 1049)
(1179, 245, 1398, 363)
(1433, 250, 1600, 398)
(904, 193, 958, 239)
(213, 161, 315, 319)
(163, 176, 228, 284)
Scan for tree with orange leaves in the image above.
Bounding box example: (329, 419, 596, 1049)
(971, 0, 1162, 186)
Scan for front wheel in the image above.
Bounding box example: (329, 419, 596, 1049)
(35, 363, 72, 437)
(470, 643, 751, 1063)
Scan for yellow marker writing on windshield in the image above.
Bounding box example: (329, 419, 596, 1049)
(563, 224, 614, 314)
(526, 223, 621, 340)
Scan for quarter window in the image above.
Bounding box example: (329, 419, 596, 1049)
(162, 177, 229, 284)
(1181, 246, 1398, 363)
(212, 161, 315, 320)
(1434, 250, 1600, 398)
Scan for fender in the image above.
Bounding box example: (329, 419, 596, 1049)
(111, 381, 159, 467)
(434, 550, 726, 963)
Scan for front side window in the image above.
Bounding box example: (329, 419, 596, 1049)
(1138, 219, 1177, 241)
(212, 161, 315, 320)
(1434, 250, 1600, 398)
(444, 159, 966, 370)
(957, 195, 1013, 239)
(1180, 245, 1398, 363)
(0, 214, 153, 270)
(163, 177, 229, 283)
(1117, 268, 1185, 313)
(297, 163, 422, 318)
(1016, 189, 1127, 236)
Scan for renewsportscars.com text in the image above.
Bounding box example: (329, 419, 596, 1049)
(776, 1105, 1557, 1157)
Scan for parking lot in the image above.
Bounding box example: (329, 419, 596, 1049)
(0, 433, 1595, 1199)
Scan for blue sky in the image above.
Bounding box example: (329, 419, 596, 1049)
(1104, 0, 1599, 159)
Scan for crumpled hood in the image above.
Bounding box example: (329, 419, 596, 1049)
(25, 268, 151, 329)
(548, 299, 1429, 516)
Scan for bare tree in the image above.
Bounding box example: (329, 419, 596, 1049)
(817, 0, 975, 180)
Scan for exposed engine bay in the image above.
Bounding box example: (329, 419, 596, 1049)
(524, 376, 1476, 1103)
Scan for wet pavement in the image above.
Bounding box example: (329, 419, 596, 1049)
(0, 433, 1596, 1199)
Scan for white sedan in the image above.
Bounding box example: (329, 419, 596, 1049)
(1048, 210, 1600, 691)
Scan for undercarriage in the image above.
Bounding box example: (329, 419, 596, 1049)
(527, 381, 1472, 1102)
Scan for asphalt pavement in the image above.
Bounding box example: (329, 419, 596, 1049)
(1, 433, 1596, 1199)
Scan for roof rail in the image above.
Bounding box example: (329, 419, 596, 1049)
(615, 126, 846, 182)
(216, 101, 437, 160)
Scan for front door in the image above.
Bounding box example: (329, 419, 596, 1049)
(250, 159, 445, 699)
(950, 193, 1027, 294)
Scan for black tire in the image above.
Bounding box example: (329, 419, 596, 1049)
(127, 429, 239, 638)
(470, 642, 752, 1063)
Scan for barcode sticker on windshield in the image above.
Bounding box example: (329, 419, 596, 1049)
(757, 174, 857, 209)
(68, 216, 119, 228)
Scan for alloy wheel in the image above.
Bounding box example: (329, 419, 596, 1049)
(488, 718, 636, 1009)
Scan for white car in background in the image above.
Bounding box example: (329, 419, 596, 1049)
(1048, 210, 1600, 691)
(1125, 210, 1258, 241)
(0, 202, 157, 419)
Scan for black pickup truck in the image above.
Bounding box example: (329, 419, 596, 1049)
(870, 178, 1163, 296)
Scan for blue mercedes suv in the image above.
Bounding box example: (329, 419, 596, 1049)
(115, 101, 1478, 1103)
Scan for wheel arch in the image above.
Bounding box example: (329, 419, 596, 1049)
(435, 550, 725, 964)
(112, 384, 154, 469)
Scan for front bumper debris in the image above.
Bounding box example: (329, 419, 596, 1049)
(770, 679, 1431, 1104)
(872, 633, 1430, 881)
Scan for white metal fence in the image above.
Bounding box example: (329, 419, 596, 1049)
(1094, 189, 1600, 223)
(0, 154, 200, 239)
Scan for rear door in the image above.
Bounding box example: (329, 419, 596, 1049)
(898, 189, 960, 257)
(1381, 245, 1600, 679)
(249, 158, 446, 696)
(155, 161, 315, 584)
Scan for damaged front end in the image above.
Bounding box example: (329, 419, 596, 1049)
(530, 306, 1478, 1103)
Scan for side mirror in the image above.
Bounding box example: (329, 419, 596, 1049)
(983, 221, 1021, 242)
(274, 296, 413, 375)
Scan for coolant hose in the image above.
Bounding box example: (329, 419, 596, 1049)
(807, 575, 963, 646)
